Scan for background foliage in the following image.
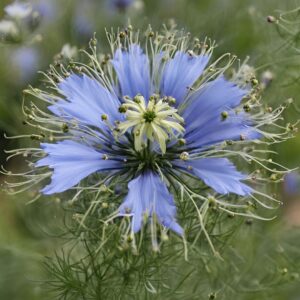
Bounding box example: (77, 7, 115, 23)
(0, 0, 300, 299)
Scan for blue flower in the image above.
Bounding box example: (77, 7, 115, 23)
(25, 31, 272, 241)
(11, 46, 40, 83)
(72, 0, 98, 40)
(34, 0, 57, 22)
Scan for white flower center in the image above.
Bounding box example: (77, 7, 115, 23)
(118, 94, 185, 153)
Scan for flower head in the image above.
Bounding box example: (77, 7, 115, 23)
(11, 46, 40, 83)
(8, 27, 292, 251)
(4, 1, 32, 19)
(60, 44, 77, 60)
(0, 1, 49, 43)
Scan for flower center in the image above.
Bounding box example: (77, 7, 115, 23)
(143, 110, 156, 123)
(117, 94, 185, 153)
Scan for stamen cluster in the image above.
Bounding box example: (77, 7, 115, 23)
(118, 94, 184, 153)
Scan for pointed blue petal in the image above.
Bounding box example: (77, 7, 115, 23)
(174, 158, 252, 196)
(48, 74, 121, 129)
(160, 52, 210, 104)
(186, 111, 261, 149)
(111, 44, 151, 99)
(183, 76, 260, 148)
(119, 171, 183, 235)
(36, 140, 122, 194)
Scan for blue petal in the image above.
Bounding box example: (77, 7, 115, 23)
(186, 112, 260, 149)
(174, 158, 252, 196)
(183, 76, 260, 148)
(49, 74, 121, 129)
(160, 52, 210, 104)
(111, 44, 151, 99)
(119, 171, 183, 235)
(36, 140, 122, 194)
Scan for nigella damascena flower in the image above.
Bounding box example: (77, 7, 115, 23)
(7, 27, 293, 250)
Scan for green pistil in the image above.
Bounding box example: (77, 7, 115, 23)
(135, 146, 158, 170)
(143, 110, 156, 123)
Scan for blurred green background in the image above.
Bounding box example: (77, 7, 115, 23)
(0, 0, 300, 299)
